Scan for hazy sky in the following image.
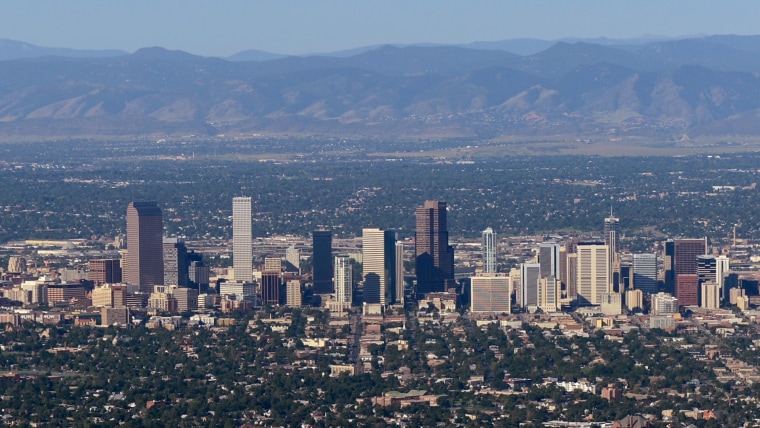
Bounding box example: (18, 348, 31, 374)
(1, 0, 759, 56)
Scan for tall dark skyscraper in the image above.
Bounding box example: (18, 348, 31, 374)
(126, 202, 164, 292)
(261, 271, 282, 306)
(674, 238, 708, 276)
(666, 238, 708, 300)
(415, 200, 454, 297)
(163, 237, 189, 287)
(312, 230, 333, 294)
(89, 259, 122, 286)
(664, 240, 676, 293)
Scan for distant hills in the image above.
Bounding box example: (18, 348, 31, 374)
(3, 35, 760, 141)
(0, 38, 127, 60)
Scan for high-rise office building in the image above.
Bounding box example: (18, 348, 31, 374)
(632, 253, 658, 294)
(126, 202, 164, 292)
(285, 245, 301, 273)
(286, 280, 302, 307)
(482, 227, 496, 274)
(664, 240, 676, 293)
(565, 252, 578, 302)
(716, 255, 730, 299)
(261, 271, 281, 306)
(697, 255, 717, 285)
(509, 268, 522, 306)
(89, 259, 122, 286)
(334, 255, 352, 304)
(362, 228, 397, 306)
(676, 274, 699, 307)
(538, 276, 560, 312)
(538, 242, 560, 280)
(470, 275, 510, 313)
(673, 238, 707, 302)
(163, 238, 189, 287)
(701, 282, 720, 309)
(232, 197, 253, 283)
(604, 210, 620, 254)
(520, 262, 540, 309)
(576, 241, 610, 306)
(189, 261, 210, 290)
(604, 211, 620, 293)
(674, 238, 707, 276)
(415, 200, 454, 297)
(395, 242, 405, 305)
(312, 230, 333, 294)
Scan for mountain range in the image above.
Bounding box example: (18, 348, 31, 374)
(3, 35, 760, 142)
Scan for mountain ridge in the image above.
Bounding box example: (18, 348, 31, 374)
(2, 36, 760, 141)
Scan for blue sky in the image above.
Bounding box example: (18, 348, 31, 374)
(1, 0, 758, 56)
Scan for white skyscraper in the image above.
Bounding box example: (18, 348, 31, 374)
(538, 277, 560, 312)
(482, 227, 496, 274)
(232, 197, 253, 283)
(576, 242, 610, 306)
(286, 245, 300, 273)
(716, 255, 730, 299)
(335, 255, 352, 304)
(362, 228, 395, 306)
(701, 282, 720, 309)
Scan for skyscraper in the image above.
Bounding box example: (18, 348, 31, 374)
(538, 242, 560, 280)
(674, 238, 708, 276)
(163, 238, 189, 287)
(604, 211, 620, 292)
(470, 275, 510, 313)
(676, 274, 699, 307)
(232, 197, 253, 283)
(286, 280, 302, 307)
(415, 200, 454, 297)
(604, 210, 620, 254)
(261, 271, 281, 306)
(482, 227, 496, 274)
(334, 255, 352, 304)
(312, 230, 333, 294)
(126, 202, 164, 292)
(362, 228, 397, 306)
(285, 245, 301, 273)
(716, 255, 730, 299)
(520, 262, 540, 309)
(632, 253, 658, 295)
(538, 277, 560, 312)
(664, 240, 676, 293)
(395, 241, 405, 305)
(576, 241, 610, 306)
(89, 259, 122, 286)
(697, 255, 717, 285)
